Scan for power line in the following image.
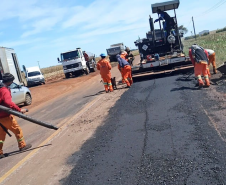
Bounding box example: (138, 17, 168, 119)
(196, 0, 226, 18)
(202, 0, 225, 14)
(207, 0, 226, 14)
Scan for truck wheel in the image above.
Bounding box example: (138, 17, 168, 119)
(90, 67, 95, 72)
(24, 93, 32, 106)
(65, 73, 70, 78)
(85, 66, 90, 75)
(109, 57, 113, 62)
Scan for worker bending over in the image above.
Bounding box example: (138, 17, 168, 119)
(97, 53, 113, 93)
(116, 54, 133, 88)
(118, 51, 128, 84)
(189, 44, 210, 88)
(206, 49, 217, 74)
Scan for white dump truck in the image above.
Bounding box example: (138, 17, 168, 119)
(57, 48, 96, 78)
(106, 43, 125, 62)
(0, 47, 27, 86)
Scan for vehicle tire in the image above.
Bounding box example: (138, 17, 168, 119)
(65, 73, 70, 78)
(85, 66, 90, 75)
(109, 57, 113, 62)
(90, 67, 95, 72)
(24, 93, 32, 106)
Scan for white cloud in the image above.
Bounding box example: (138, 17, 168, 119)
(0, 37, 45, 47)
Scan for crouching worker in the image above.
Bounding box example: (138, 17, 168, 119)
(0, 73, 32, 159)
(189, 44, 210, 88)
(97, 53, 113, 93)
(118, 51, 128, 84)
(116, 54, 133, 88)
(206, 49, 217, 74)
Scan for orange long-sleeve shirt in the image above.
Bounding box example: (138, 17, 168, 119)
(97, 58, 112, 78)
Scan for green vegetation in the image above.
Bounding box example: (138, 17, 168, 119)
(216, 27, 226, 33)
(183, 31, 226, 67)
(184, 35, 200, 40)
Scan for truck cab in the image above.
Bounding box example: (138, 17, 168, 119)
(106, 43, 125, 62)
(58, 48, 96, 78)
(25, 66, 45, 86)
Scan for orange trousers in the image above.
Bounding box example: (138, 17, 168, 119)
(209, 52, 217, 74)
(0, 115, 26, 155)
(194, 63, 210, 87)
(209, 53, 216, 68)
(102, 76, 113, 92)
(122, 65, 133, 87)
(118, 64, 125, 84)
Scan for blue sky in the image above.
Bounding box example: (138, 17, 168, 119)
(0, 0, 225, 68)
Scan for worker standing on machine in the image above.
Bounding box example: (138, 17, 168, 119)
(154, 9, 175, 37)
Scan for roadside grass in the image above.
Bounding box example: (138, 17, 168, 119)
(183, 31, 226, 67)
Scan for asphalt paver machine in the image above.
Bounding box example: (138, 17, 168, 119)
(132, 0, 193, 78)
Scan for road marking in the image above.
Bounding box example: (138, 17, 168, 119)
(201, 104, 226, 143)
(0, 96, 102, 184)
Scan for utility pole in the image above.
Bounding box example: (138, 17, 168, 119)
(37, 61, 41, 69)
(192, 16, 196, 40)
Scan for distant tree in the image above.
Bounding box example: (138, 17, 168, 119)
(178, 25, 188, 34)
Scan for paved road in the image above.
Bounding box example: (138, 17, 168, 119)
(1, 57, 226, 184)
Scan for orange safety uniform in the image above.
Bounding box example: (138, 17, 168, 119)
(0, 84, 26, 155)
(116, 54, 133, 87)
(97, 58, 113, 92)
(119, 53, 128, 84)
(122, 65, 133, 87)
(206, 49, 217, 74)
(189, 49, 210, 87)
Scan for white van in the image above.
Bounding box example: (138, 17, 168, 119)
(26, 66, 45, 86)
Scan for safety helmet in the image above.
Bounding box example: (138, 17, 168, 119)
(100, 53, 107, 57)
(122, 51, 127, 55)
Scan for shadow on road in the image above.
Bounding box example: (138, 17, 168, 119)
(83, 87, 127, 98)
(1, 144, 52, 159)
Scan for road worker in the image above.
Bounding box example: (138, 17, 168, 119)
(205, 49, 217, 74)
(154, 9, 175, 37)
(118, 51, 128, 84)
(116, 54, 133, 88)
(189, 44, 210, 88)
(83, 51, 90, 70)
(97, 53, 113, 93)
(0, 73, 32, 159)
(125, 47, 135, 66)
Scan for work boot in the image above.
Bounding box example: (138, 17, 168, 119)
(195, 82, 199, 87)
(205, 80, 210, 87)
(20, 144, 32, 151)
(213, 67, 217, 74)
